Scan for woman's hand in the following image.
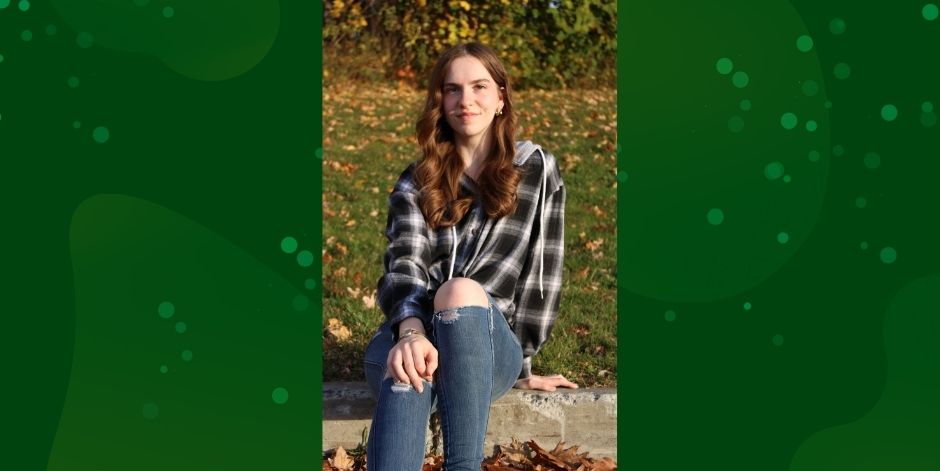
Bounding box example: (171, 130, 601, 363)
(387, 323, 438, 393)
(514, 374, 579, 392)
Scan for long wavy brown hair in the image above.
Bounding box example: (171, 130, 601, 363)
(414, 43, 520, 229)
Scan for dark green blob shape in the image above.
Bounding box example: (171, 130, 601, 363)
(50, 1, 279, 81)
(790, 274, 940, 469)
(49, 195, 316, 469)
(623, 1, 829, 302)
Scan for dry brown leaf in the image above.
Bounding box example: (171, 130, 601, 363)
(325, 318, 352, 343)
(585, 239, 604, 251)
(362, 291, 376, 309)
(328, 447, 353, 470)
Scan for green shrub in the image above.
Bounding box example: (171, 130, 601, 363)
(323, 0, 616, 89)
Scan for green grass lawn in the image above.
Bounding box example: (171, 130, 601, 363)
(322, 83, 617, 387)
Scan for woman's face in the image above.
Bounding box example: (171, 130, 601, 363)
(442, 55, 504, 146)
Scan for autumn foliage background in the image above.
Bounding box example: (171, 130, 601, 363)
(322, 0, 618, 387)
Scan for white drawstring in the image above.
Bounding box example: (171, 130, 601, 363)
(448, 225, 457, 280)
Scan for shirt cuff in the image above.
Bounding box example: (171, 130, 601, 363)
(518, 356, 532, 379)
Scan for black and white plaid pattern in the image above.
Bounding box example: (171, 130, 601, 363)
(377, 142, 564, 378)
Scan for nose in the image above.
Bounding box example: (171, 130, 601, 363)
(458, 86, 474, 108)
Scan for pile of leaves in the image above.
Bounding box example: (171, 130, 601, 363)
(323, 438, 616, 470)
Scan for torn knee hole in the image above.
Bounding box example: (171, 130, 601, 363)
(435, 308, 460, 323)
(390, 382, 414, 393)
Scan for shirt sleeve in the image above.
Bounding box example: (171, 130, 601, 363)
(376, 166, 433, 333)
(512, 157, 565, 378)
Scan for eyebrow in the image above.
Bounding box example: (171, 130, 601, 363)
(443, 78, 493, 87)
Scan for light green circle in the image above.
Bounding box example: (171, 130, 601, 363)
(280, 236, 298, 254)
(833, 62, 851, 80)
(864, 152, 881, 169)
(159, 365, 168, 374)
(142, 402, 159, 420)
(922, 111, 938, 127)
(780, 112, 798, 130)
(801, 80, 819, 97)
(272, 387, 289, 404)
(732, 71, 749, 88)
(772, 334, 784, 346)
(923, 101, 934, 113)
(808, 150, 821, 162)
(296, 250, 314, 267)
(855, 196, 868, 208)
(76, 32, 94, 48)
(0, 0, 9, 8)
(824, 100, 833, 109)
(829, 17, 847, 35)
(881, 104, 898, 121)
(783, 175, 792, 183)
(833, 144, 845, 156)
(764, 161, 785, 180)
(92, 126, 110, 143)
(158, 301, 175, 319)
(175, 322, 187, 334)
(181, 350, 193, 362)
(664, 310, 676, 322)
(162, 6, 174, 18)
(46, 24, 57, 35)
(617, 170, 628, 182)
(743, 302, 752, 311)
(315, 148, 324, 159)
(67, 76, 80, 88)
(292, 294, 309, 312)
(924, 4, 939, 20)
(777, 232, 790, 244)
(21, 30, 33, 42)
(72, 121, 81, 129)
(305, 278, 317, 290)
(796, 35, 814, 52)
(706, 208, 724, 226)
(880, 246, 897, 264)
(0, 54, 4, 63)
(805, 120, 818, 132)
(739, 99, 752, 111)
(860, 241, 869, 250)
(17, 0, 28, 12)
(728, 115, 745, 133)
(716, 57, 733, 75)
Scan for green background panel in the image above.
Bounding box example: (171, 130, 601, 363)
(1, 1, 320, 469)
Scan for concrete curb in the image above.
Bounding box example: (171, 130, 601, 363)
(323, 382, 617, 461)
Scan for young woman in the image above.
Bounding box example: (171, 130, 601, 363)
(363, 42, 578, 471)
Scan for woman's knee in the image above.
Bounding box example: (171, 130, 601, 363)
(433, 277, 488, 311)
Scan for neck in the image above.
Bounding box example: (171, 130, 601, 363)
(455, 132, 494, 179)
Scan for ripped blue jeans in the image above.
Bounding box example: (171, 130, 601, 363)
(363, 295, 523, 471)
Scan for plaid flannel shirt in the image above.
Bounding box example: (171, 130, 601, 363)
(377, 141, 565, 379)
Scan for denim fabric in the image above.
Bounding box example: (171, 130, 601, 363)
(363, 295, 523, 471)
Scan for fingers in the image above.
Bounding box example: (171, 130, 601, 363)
(387, 338, 436, 394)
(538, 379, 557, 392)
(387, 348, 409, 384)
(515, 374, 580, 391)
(425, 348, 439, 379)
(404, 344, 425, 392)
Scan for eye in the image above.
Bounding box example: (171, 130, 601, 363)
(444, 87, 459, 95)
(474, 83, 487, 90)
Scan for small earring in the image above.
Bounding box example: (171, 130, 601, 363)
(496, 108, 503, 116)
